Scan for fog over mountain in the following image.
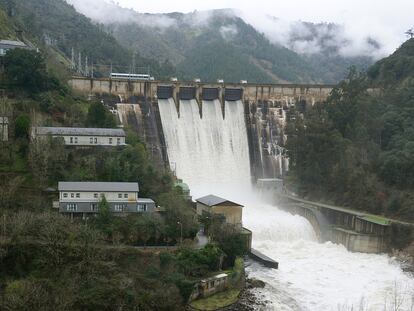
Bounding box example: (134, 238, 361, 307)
(63, 0, 412, 83)
(65, 0, 408, 60)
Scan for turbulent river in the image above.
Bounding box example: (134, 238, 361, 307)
(158, 98, 414, 310)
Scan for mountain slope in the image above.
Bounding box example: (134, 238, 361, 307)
(108, 11, 321, 83)
(368, 38, 414, 85)
(286, 38, 414, 220)
(0, 0, 175, 78)
(68, 1, 376, 84)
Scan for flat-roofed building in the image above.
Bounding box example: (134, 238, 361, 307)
(32, 127, 126, 146)
(0, 40, 31, 56)
(0, 117, 8, 141)
(196, 194, 243, 228)
(58, 181, 155, 217)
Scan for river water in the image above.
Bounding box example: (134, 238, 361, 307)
(157, 98, 414, 310)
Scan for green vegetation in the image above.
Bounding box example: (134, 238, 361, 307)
(0, 0, 175, 78)
(0, 211, 232, 310)
(286, 39, 414, 221)
(200, 213, 248, 267)
(86, 101, 117, 128)
(109, 10, 372, 83)
(189, 257, 244, 310)
(3, 49, 60, 94)
(189, 289, 240, 310)
(0, 14, 246, 309)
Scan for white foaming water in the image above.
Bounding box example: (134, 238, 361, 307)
(158, 98, 414, 310)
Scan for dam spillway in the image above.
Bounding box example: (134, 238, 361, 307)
(156, 96, 414, 310)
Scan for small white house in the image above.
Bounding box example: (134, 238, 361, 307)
(32, 127, 126, 146)
(58, 181, 156, 217)
(0, 117, 8, 142)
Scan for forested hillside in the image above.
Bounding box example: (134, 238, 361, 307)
(109, 12, 317, 83)
(286, 38, 414, 220)
(0, 0, 175, 78)
(0, 45, 246, 311)
(99, 8, 374, 84)
(63, 0, 376, 84)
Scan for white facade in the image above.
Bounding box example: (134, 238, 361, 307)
(60, 190, 138, 203)
(32, 127, 126, 147)
(57, 135, 125, 146)
(57, 182, 154, 214)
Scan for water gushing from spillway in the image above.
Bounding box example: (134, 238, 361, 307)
(158, 98, 414, 310)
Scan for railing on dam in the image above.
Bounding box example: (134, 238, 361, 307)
(68, 77, 335, 104)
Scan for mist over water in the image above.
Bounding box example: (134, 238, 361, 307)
(157, 98, 414, 310)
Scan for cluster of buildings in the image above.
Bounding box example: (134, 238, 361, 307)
(28, 125, 156, 218)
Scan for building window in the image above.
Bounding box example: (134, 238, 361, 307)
(90, 137, 93, 144)
(114, 204, 125, 212)
(90, 203, 98, 212)
(70, 137, 73, 144)
(76, 193, 80, 198)
(124, 193, 128, 199)
(117, 138, 121, 145)
(94, 137, 98, 144)
(109, 138, 113, 144)
(74, 137, 78, 144)
(71, 193, 74, 198)
(137, 204, 147, 212)
(118, 193, 122, 199)
(63, 193, 68, 198)
(67, 203, 77, 211)
(94, 193, 98, 198)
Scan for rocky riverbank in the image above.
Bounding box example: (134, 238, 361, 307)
(220, 278, 270, 311)
(391, 242, 414, 273)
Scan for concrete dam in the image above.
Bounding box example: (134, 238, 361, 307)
(70, 77, 333, 180)
(70, 77, 414, 310)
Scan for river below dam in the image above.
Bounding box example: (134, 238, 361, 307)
(157, 98, 414, 310)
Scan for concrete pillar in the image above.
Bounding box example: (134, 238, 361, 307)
(196, 86, 202, 118)
(172, 86, 179, 117)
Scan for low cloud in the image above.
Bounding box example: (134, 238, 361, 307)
(238, 11, 398, 59)
(220, 24, 238, 40)
(66, 0, 176, 28)
(66, 0, 404, 59)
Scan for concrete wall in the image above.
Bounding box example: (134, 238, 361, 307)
(196, 202, 243, 228)
(330, 228, 388, 253)
(211, 205, 242, 227)
(281, 198, 391, 254)
(68, 77, 333, 105)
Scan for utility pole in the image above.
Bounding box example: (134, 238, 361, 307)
(132, 51, 136, 74)
(71, 47, 75, 70)
(85, 56, 89, 77)
(78, 51, 82, 75)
